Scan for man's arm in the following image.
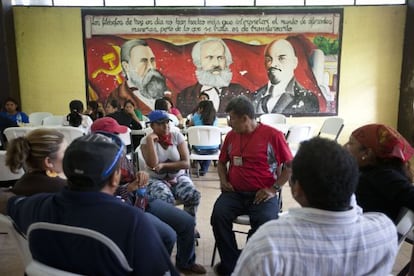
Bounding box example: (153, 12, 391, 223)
(217, 161, 233, 192)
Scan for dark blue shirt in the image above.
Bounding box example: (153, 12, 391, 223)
(7, 187, 177, 276)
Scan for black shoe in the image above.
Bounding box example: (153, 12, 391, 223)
(213, 262, 230, 276)
(199, 171, 205, 176)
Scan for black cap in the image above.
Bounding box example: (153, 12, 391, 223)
(63, 133, 125, 189)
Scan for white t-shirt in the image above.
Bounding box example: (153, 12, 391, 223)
(140, 130, 186, 180)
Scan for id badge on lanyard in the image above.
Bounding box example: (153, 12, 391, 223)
(233, 156, 243, 166)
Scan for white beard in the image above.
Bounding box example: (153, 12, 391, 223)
(196, 68, 232, 88)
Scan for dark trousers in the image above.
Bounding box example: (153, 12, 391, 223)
(210, 191, 279, 274)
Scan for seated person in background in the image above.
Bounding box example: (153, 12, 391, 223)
(233, 137, 398, 276)
(123, 99, 144, 127)
(163, 96, 185, 128)
(211, 96, 292, 276)
(105, 99, 142, 130)
(91, 117, 206, 275)
(345, 123, 414, 223)
(186, 92, 210, 127)
(85, 100, 104, 121)
(5, 129, 67, 195)
(154, 98, 180, 127)
(64, 100, 93, 133)
(188, 100, 219, 176)
(140, 110, 201, 218)
(0, 97, 29, 125)
(3, 133, 177, 275)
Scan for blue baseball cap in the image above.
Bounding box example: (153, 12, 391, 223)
(147, 110, 171, 123)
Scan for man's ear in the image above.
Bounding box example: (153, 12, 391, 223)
(291, 180, 309, 207)
(108, 168, 121, 188)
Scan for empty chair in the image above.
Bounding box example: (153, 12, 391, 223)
(317, 117, 344, 141)
(42, 115, 65, 126)
(186, 126, 221, 177)
(285, 124, 313, 156)
(28, 112, 53, 126)
(26, 222, 133, 275)
(0, 214, 32, 267)
(54, 126, 84, 144)
(0, 150, 24, 186)
(259, 113, 287, 124)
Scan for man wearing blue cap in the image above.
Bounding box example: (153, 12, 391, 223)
(3, 133, 177, 275)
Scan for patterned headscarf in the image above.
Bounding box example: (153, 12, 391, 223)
(352, 124, 414, 162)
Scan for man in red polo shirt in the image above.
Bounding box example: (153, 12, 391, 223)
(211, 95, 292, 276)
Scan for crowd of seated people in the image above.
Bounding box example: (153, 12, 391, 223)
(2, 94, 414, 276)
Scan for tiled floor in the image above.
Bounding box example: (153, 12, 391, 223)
(0, 167, 412, 275)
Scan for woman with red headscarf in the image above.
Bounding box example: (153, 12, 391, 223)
(345, 123, 414, 223)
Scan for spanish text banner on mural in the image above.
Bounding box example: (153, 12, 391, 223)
(83, 9, 342, 117)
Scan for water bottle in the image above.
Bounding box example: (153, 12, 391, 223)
(134, 187, 147, 211)
(16, 113, 22, 125)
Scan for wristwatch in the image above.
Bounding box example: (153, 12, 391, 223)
(272, 184, 281, 192)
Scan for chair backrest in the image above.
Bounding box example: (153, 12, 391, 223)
(28, 112, 53, 126)
(0, 150, 24, 182)
(395, 207, 414, 246)
(27, 222, 133, 275)
(285, 124, 314, 155)
(286, 124, 313, 144)
(318, 117, 344, 141)
(186, 126, 222, 148)
(41, 115, 64, 126)
(259, 113, 287, 125)
(26, 260, 82, 276)
(53, 126, 84, 144)
(3, 126, 36, 142)
(117, 127, 132, 152)
(0, 214, 32, 267)
(134, 145, 147, 171)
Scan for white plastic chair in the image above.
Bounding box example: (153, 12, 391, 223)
(0, 150, 24, 183)
(3, 126, 36, 142)
(317, 117, 344, 141)
(41, 115, 65, 126)
(26, 260, 82, 276)
(54, 126, 84, 144)
(26, 222, 133, 275)
(259, 113, 287, 124)
(186, 126, 221, 177)
(285, 124, 314, 156)
(28, 112, 53, 126)
(0, 214, 32, 267)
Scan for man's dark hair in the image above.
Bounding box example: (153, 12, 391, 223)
(106, 99, 120, 110)
(292, 137, 358, 211)
(154, 98, 169, 111)
(225, 95, 255, 119)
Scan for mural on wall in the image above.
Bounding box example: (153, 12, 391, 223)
(83, 9, 343, 117)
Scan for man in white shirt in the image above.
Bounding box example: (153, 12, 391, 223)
(233, 137, 398, 276)
(108, 39, 167, 115)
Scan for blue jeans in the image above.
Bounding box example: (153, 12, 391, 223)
(210, 191, 279, 274)
(147, 199, 197, 269)
(144, 212, 176, 255)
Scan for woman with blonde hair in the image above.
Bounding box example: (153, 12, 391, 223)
(6, 128, 67, 196)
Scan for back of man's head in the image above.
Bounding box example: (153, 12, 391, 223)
(63, 133, 125, 191)
(292, 137, 358, 211)
(225, 95, 255, 119)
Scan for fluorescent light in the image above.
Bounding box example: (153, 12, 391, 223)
(256, 0, 304, 5)
(205, 0, 255, 6)
(105, 0, 154, 6)
(306, 0, 354, 5)
(53, 0, 103, 6)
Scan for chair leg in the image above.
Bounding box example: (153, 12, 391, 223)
(211, 241, 217, 267)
